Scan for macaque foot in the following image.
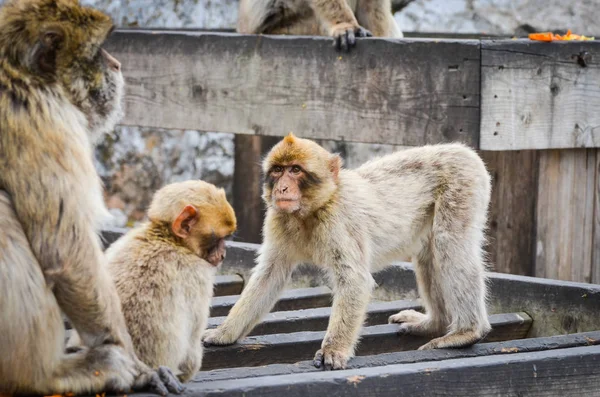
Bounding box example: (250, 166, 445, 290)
(330, 23, 372, 51)
(202, 327, 238, 347)
(313, 347, 350, 370)
(388, 309, 437, 336)
(133, 364, 185, 395)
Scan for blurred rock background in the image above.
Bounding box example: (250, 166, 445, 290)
(3, 0, 596, 227)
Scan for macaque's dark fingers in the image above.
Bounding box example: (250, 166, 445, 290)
(347, 30, 356, 48)
(323, 351, 334, 370)
(333, 35, 342, 51)
(158, 366, 186, 394)
(313, 349, 324, 369)
(137, 371, 169, 396)
(361, 28, 373, 37)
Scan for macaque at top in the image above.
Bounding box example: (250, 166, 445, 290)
(205, 133, 491, 370)
(237, 0, 402, 51)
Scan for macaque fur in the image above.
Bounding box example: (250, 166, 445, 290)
(0, 0, 181, 394)
(237, 0, 402, 50)
(69, 180, 237, 383)
(204, 134, 491, 370)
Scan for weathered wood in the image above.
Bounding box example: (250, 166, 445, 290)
(105, 31, 481, 147)
(202, 313, 532, 370)
(479, 150, 538, 275)
(594, 152, 600, 284)
(213, 274, 244, 297)
(194, 330, 600, 382)
(210, 287, 332, 317)
(189, 346, 600, 396)
(481, 39, 600, 150)
(535, 149, 597, 282)
(233, 135, 279, 243)
(208, 300, 422, 335)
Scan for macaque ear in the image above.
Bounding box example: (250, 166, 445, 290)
(33, 26, 65, 75)
(329, 154, 342, 180)
(172, 205, 198, 239)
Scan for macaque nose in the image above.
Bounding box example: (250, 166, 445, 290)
(281, 186, 288, 193)
(101, 48, 121, 72)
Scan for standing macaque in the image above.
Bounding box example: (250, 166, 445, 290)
(237, 0, 403, 51)
(69, 180, 237, 383)
(0, 0, 182, 394)
(204, 133, 491, 370)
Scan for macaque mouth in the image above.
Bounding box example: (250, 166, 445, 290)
(205, 237, 227, 267)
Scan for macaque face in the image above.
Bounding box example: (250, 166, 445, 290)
(266, 163, 319, 213)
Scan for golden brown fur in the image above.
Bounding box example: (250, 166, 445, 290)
(69, 180, 237, 383)
(204, 134, 491, 370)
(237, 0, 402, 50)
(0, 0, 182, 394)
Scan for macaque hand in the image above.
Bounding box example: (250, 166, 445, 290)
(330, 22, 372, 52)
(313, 345, 351, 370)
(202, 327, 239, 347)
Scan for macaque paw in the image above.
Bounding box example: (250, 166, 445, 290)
(388, 309, 426, 324)
(417, 341, 437, 351)
(330, 23, 372, 52)
(202, 327, 238, 347)
(313, 347, 350, 370)
(133, 365, 185, 395)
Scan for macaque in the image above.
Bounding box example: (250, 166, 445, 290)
(0, 0, 182, 394)
(69, 180, 237, 383)
(204, 133, 491, 370)
(237, 0, 403, 51)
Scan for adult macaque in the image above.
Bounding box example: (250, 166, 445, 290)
(68, 180, 237, 383)
(237, 0, 403, 51)
(0, 0, 182, 394)
(204, 134, 491, 370)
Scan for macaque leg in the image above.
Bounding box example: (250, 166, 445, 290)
(0, 193, 136, 394)
(313, 267, 375, 370)
(355, 0, 403, 37)
(203, 249, 296, 345)
(388, 242, 447, 337)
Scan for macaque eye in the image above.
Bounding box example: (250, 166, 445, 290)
(291, 165, 302, 174)
(272, 165, 283, 173)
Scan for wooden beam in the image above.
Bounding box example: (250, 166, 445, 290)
(208, 300, 422, 335)
(535, 149, 597, 282)
(202, 313, 532, 370)
(191, 346, 600, 396)
(479, 150, 538, 276)
(213, 275, 244, 297)
(481, 39, 600, 150)
(194, 330, 600, 382)
(104, 32, 481, 147)
(210, 286, 332, 317)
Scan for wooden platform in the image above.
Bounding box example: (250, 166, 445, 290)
(96, 229, 600, 396)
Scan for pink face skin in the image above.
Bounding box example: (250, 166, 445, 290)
(269, 164, 304, 213)
(205, 238, 226, 267)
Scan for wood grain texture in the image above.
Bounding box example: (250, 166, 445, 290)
(535, 149, 597, 282)
(481, 39, 600, 150)
(593, 152, 600, 284)
(479, 150, 538, 275)
(202, 313, 532, 370)
(104, 31, 480, 147)
(190, 346, 600, 396)
(194, 331, 600, 383)
(213, 274, 244, 296)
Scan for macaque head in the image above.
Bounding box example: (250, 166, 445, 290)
(263, 133, 342, 216)
(148, 180, 237, 267)
(0, 0, 124, 139)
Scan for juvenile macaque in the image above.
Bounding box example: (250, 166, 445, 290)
(237, 0, 403, 51)
(0, 0, 181, 394)
(204, 133, 491, 370)
(70, 180, 237, 383)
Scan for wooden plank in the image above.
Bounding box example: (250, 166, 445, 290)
(594, 151, 600, 284)
(479, 150, 538, 275)
(189, 346, 600, 396)
(194, 330, 600, 382)
(481, 39, 600, 150)
(535, 149, 596, 282)
(210, 287, 332, 317)
(105, 31, 481, 147)
(202, 313, 532, 370)
(233, 135, 279, 244)
(213, 275, 244, 297)
(208, 300, 422, 336)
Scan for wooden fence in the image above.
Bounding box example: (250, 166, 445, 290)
(104, 30, 600, 283)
